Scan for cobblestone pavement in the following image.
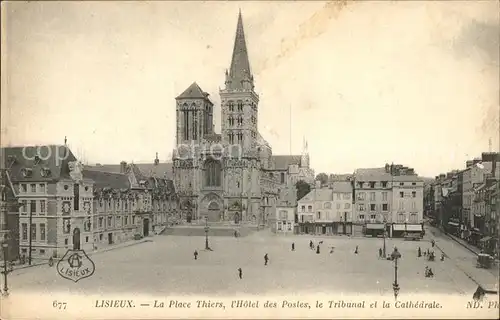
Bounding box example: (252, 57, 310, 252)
(424, 226, 499, 292)
(3, 232, 481, 297)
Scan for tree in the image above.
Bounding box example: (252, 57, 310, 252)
(315, 173, 328, 186)
(295, 180, 311, 201)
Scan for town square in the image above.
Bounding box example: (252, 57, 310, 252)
(1, 1, 499, 319)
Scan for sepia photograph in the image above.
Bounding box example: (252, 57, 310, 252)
(1, 0, 499, 319)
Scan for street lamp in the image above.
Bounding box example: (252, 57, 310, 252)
(391, 247, 401, 300)
(383, 219, 387, 258)
(204, 216, 209, 250)
(1, 241, 11, 296)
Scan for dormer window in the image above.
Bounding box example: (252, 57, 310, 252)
(237, 101, 243, 112)
(228, 101, 234, 112)
(21, 168, 33, 178)
(34, 155, 41, 165)
(40, 167, 51, 177)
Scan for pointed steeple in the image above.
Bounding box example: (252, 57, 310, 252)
(227, 10, 253, 90)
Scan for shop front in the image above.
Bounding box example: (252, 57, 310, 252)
(364, 223, 385, 237)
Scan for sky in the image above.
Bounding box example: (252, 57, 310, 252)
(1, 1, 499, 177)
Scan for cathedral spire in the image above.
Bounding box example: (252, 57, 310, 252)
(227, 10, 253, 90)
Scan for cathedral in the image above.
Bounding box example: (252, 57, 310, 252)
(172, 11, 314, 225)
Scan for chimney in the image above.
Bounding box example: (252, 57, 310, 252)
(385, 163, 390, 173)
(466, 160, 473, 168)
(472, 158, 481, 165)
(120, 161, 127, 174)
(481, 152, 499, 178)
(407, 168, 415, 175)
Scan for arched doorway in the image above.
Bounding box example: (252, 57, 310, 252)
(73, 228, 81, 250)
(234, 212, 240, 224)
(207, 201, 220, 222)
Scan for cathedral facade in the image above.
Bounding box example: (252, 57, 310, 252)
(172, 11, 313, 225)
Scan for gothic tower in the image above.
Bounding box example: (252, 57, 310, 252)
(175, 82, 214, 146)
(220, 11, 259, 158)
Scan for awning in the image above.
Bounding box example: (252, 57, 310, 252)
(393, 224, 406, 231)
(406, 224, 423, 232)
(448, 222, 459, 227)
(366, 223, 384, 230)
(480, 236, 492, 242)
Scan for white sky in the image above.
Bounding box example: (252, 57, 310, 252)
(2, 1, 499, 177)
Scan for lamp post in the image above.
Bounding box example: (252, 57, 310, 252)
(391, 247, 401, 300)
(204, 216, 209, 250)
(383, 217, 387, 258)
(1, 241, 10, 296)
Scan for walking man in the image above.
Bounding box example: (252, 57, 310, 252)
(354, 245, 359, 254)
(194, 250, 198, 260)
(264, 253, 269, 266)
(291, 242, 295, 251)
(379, 248, 383, 258)
(238, 268, 243, 279)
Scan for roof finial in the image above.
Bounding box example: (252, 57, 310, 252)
(64, 136, 67, 146)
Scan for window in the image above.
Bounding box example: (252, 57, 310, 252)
(317, 212, 321, 219)
(398, 214, 405, 223)
(357, 192, 365, 200)
(337, 193, 341, 200)
(370, 214, 376, 220)
(343, 193, 351, 200)
(107, 217, 112, 227)
(280, 172, 285, 184)
(412, 202, 416, 210)
(277, 222, 282, 231)
(324, 202, 332, 209)
(382, 181, 388, 188)
(39, 249, 45, 254)
(40, 200, 46, 214)
(21, 200, 27, 213)
(400, 192, 404, 198)
(382, 192, 388, 201)
(279, 210, 287, 220)
(99, 217, 103, 228)
(412, 191, 416, 198)
(344, 203, 350, 209)
(237, 101, 243, 112)
(399, 182, 404, 186)
(399, 201, 405, 211)
(132, 216, 136, 224)
(308, 206, 312, 212)
(359, 214, 365, 220)
(40, 224, 46, 241)
(20, 184, 27, 193)
(358, 204, 365, 211)
(358, 181, 364, 188)
(86, 236, 89, 243)
(288, 222, 292, 231)
(30, 184, 36, 193)
(370, 181, 375, 188)
(412, 182, 416, 186)
(410, 213, 417, 222)
(301, 205, 305, 212)
(204, 159, 222, 187)
(22, 223, 28, 240)
(39, 184, 45, 193)
(370, 192, 376, 201)
(336, 203, 341, 209)
(21, 248, 27, 253)
(65, 239, 68, 245)
(30, 200, 36, 214)
(31, 223, 36, 240)
(370, 204, 376, 211)
(382, 203, 388, 211)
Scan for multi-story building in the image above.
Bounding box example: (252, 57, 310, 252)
(2, 145, 91, 261)
(297, 181, 353, 235)
(390, 174, 424, 237)
(484, 180, 498, 256)
(84, 162, 178, 248)
(353, 167, 393, 237)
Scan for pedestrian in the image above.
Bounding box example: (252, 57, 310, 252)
(48, 257, 54, 267)
(431, 240, 435, 247)
(379, 248, 383, 258)
(418, 247, 422, 257)
(427, 248, 430, 256)
(238, 267, 242, 279)
(291, 242, 295, 251)
(316, 245, 320, 254)
(440, 253, 445, 261)
(354, 245, 358, 254)
(194, 250, 198, 260)
(264, 253, 269, 266)
(310, 240, 313, 249)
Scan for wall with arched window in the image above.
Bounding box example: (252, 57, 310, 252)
(204, 159, 222, 187)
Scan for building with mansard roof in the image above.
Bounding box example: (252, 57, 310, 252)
(172, 11, 313, 225)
